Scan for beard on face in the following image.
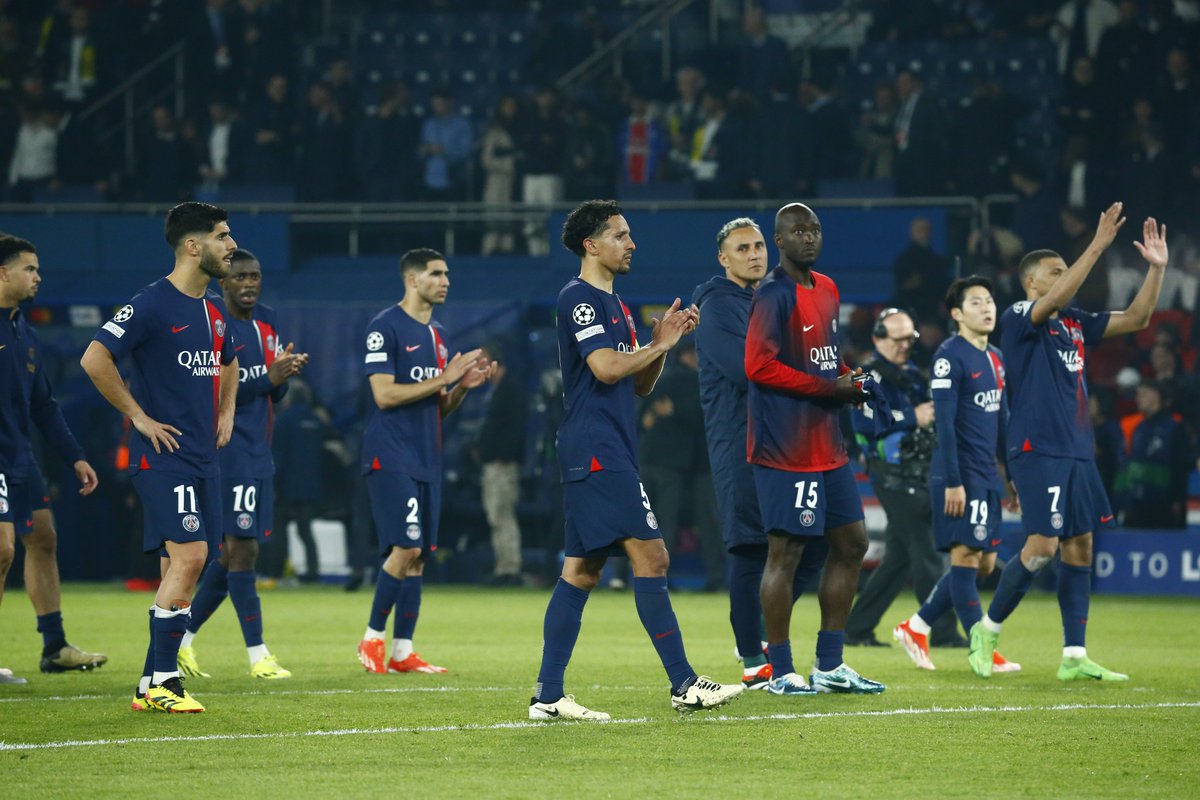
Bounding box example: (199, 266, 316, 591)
(199, 247, 229, 278)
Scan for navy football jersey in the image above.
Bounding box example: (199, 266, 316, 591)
(555, 278, 640, 483)
(929, 335, 1007, 490)
(93, 278, 238, 477)
(360, 305, 448, 482)
(1000, 301, 1109, 461)
(220, 304, 284, 479)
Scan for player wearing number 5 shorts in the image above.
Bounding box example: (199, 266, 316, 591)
(892, 277, 1019, 673)
(969, 205, 1168, 682)
(82, 202, 241, 713)
(356, 248, 493, 675)
(176, 249, 308, 681)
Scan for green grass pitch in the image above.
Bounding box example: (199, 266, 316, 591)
(1, 585, 1198, 798)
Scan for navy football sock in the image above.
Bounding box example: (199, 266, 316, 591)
(36, 611, 66, 656)
(395, 576, 422, 641)
(768, 639, 794, 677)
(633, 576, 694, 693)
(151, 606, 189, 677)
(815, 630, 844, 672)
(728, 553, 765, 667)
(1057, 563, 1091, 649)
(535, 578, 589, 703)
(367, 571, 405, 632)
(948, 565, 983, 631)
(987, 557, 1036, 624)
(141, 607, 154, 682)
(918, 572, 955, 630)
(226, 569, 264, 648)
(188, 560, 229, 634)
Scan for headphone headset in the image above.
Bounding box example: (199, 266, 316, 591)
(873, 307, 904, 339)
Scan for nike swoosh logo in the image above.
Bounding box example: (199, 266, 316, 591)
(803, 324, 815, 332)
(172, 325, 190, 333)
(540, 707, 559, 717)
(971, 372, 983, 379)
(655, 629, 676, 639)
(1100, 515, 1114, 523)
(611, 317, 619, 324)
(405, 345, 420, 352)
(235, 344, 245, 351)
(821, 677, 852, 688)
(990, 539, 1002, 546)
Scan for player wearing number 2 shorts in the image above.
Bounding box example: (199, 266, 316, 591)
(968, 204, 1168, 682)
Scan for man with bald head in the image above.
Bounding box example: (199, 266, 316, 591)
(744, 202, 884, 696)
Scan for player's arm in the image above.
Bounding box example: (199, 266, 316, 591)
(694, 296, 747, 385)
(29, 367, 97, 495)
(931, 355, 965, 516)
(80, 340, 182, 454)
(216, 357, 239, 448)
(1103, 217, 1168, 338)
(1028, 202, 1126, 327)
(585, 299, 697, 396)
(996, 388, 1019, 511)
(369, 349, 485, 410)
(440, 355, 496, 417)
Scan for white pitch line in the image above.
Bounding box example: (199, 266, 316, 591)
(2, 701, 1196, 753)
(0, 685, 654, 704)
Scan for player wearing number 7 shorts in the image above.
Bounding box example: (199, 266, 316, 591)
(176, 249, 308, 681)
(968, 204, 1168, 681)
(356, 249, 493, 675)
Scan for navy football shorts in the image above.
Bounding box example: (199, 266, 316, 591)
(0, 469, 49, 533)
(1008, 453, 1113, 539)
(563, 469, 662, 558)
(753, 462, 864, 538)
(132, 469, 222, 556)
(367, 470, 440, 557)
(930, 480, 1002, 553)
(222, 475, 274, 542)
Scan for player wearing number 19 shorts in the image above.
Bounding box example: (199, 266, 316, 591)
(892, 277, 1019, 673)
(968, 204, 1168, 681)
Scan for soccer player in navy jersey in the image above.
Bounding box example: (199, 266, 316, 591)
(892, 276, 1020, 673)
(529, 200, 743, 720)
(969, 204, 1168, 681)
(356, 248, 493, 675)
(81, 202, 240, 713)
(177, 249, 308, 681)
(746, 202, 885, 696)
(0, 234, 104, 684)
(692, 217, 827, 690)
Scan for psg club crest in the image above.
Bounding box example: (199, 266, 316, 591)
(645, 512, 658, 530)
(1051, 512, 1064, 530)
(572, 303, 595, 326)
(974, 524, 988, 541)
(366, 332, 385, 351)
(266, 334, 276, 353)
(182, 514, 201, 532)
(438, 343, 449, 362)
(113, 304, 134, 323)
(0, 498, 8, 514)
(214, 318, 225, 337)
(237, 513, 253, 530)
(406, 523, 421, 541)
(799, 509, 816, 527)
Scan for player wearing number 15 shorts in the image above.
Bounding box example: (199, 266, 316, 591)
(968, 205, 1168, 682)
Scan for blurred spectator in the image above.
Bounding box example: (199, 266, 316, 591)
(1155, 48, 1200, 156)
(354, 81, 419, 201)
(1120, 122, 1176, 227)
(892, 69, 942, 196)
(272, 380, 326, 583)
(690, 89, 755, 200)
(1146, 338, 1200, 421)
(244, 73, 295, 183)
(1091, 390, 1125, 501)
(1057, 134, 1108, 215)
(7, 102, 57, 201)
(199, 94, 250, 188)
(41, 5, 100, 107)
(564, 102, 617, 200)
(752, 77, 808, 198)
(139, 104, 195, 201)
(476, 344, 528, 585)
(323, 56, 359, 122)
(515, 86, 567, 255)
(799, 75, 853, 191)
(664, 66, 705, 181)
(1095, 0, 1154, 108)
(617, 91, 666, 186)
(891, 217, 950, 328)
(480, 95, 519, 255)
(298, 80, 353, 200)
(1051, 0, 1119, 74)
(1009, 159, 1060, 251)
(1061, 205, 1111, 309)
(855, 81, 897, 179)
(736, 5, 792, 100)
(419, 86, 473, 201)
(187, 0, 243, 105)
(1057, 56, 1103, 142)
(953, 79, 1029, 195)
(54, 105, 109, 195)
(1118, 379, 1193, 528)
(235, 0, 293, 96)
(0, 18, 28, 96)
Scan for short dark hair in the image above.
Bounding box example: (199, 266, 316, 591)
(716, 217, 761, 251)
(561, 200, 622, 257)
(230, 248, 258, 265)
(0, 233, 36, 266)
(1018, 248, 1061, 280)
(400, 247, 445, 275)
(944, 274, 994, 314)
(165, 202, 228, 249)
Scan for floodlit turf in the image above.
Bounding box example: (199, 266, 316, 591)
(1, 584, 1198, 798)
